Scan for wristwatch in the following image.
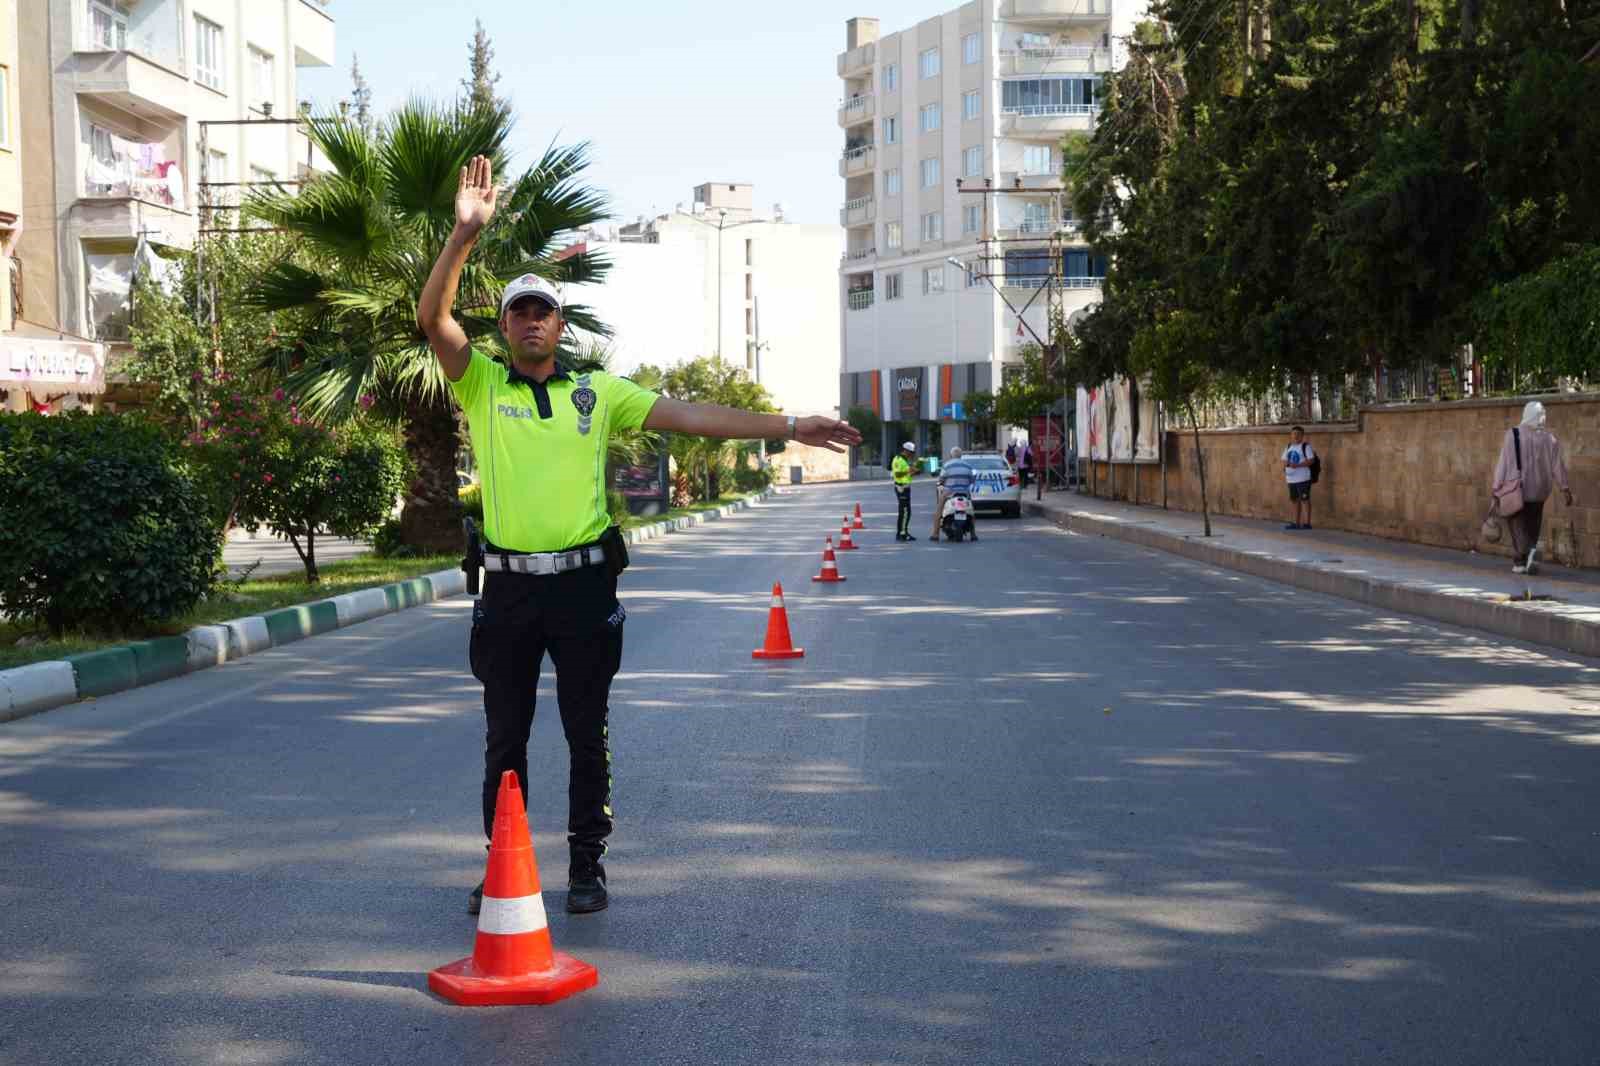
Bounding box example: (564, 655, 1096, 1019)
(787, 415, 797, 440)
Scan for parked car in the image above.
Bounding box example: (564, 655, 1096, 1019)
(958, 452, 1021, 517)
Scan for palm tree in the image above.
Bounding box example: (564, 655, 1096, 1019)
(245, 100, 611, 550)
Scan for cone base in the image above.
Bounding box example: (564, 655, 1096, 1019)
(428, 951, 599, 1007)
(811, 574, 846, 582)
(752, 647, 805, 659)
(835, 543, 858, 550)
(852, 523, 865, 530)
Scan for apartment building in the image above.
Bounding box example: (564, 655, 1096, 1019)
(835, 0, 1145, 461)
(9, 0, 333, 404)
(571, 183, 849, 482)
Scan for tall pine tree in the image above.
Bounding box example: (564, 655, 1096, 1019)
(349, 53, 373, 134)
(462, 20, 502, 112)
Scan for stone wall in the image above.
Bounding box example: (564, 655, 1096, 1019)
(1084, 393, 1600, 569)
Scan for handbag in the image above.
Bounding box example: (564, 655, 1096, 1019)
(1480, 502, 1504, 544)
(1493, 427, 1525, 518)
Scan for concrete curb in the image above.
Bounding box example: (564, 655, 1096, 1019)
(1025, 501, 1600, 661)
(1, 489, 777, 723)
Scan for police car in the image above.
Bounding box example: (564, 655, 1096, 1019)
(957, 452, 1022, 517)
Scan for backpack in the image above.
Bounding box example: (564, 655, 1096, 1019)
(1306, 444, 1322, 484)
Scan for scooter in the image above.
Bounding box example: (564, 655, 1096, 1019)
(940, 493, 975, 542)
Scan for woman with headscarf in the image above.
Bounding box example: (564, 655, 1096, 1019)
(1492, 401, 1573, 575)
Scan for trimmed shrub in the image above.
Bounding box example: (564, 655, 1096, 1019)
(0, 413, 216, 634)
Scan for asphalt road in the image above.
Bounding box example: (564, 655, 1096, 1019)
(4, 481, 1599, 1066)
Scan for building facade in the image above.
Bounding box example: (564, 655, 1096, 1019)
(836, 0, 1145, 462)
(9, 0, 332, 406)
(568, 184, 849, 481)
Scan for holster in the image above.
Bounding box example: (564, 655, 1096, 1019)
(599, 524, 629, 578)
(462, 517, 483, 595)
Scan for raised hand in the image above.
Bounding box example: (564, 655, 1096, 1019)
(456, 155, 498, 234)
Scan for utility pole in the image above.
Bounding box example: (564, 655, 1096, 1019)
(716, 209, 726, 358)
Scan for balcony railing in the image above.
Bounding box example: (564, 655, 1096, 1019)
(842, 246, 877, 262)
(838, 94, 876, 127)
(1002, 275, 1103, 290)
(840, 195, 877, 227)
(847, 290, 875, 311)
(838, 41, 876, 78)
(1002, 103, 1097, 117)
(839, 144, 875, 178)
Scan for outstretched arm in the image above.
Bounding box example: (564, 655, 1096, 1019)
(417, 155, 498, 382)
(643, 399, 862, 453)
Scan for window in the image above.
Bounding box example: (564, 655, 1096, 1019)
(1001, 77, 1101, 114)
(883, 63, 898, 92)
(1022, 201, 1051, 233)
(193, 15, 224, 90)
(885, 221, 902, 250)
(919, 47, 940, 79)
(1022, 145, 1053, 175)
(745, 238, 754, 266)
(885, 168, 902, 197)
(882, 116, 899, 145)
(921, 212, 943, 242)
(963, 90, 981, 122)
(89, 1, 128, 50)
(249, 46, 275, 108)
(923, 265, 945, 294)
(965, 260, 980, 287)
(920, 157, 940, 189)
(85, 248, 133, 341)
(963, 145, 982, 177)
(963, 33, 981, 65)
(885, 272, 903, 300)
(745, 275, 753, 300)
(963, 203, 980, 235)
(1019, 32, 1052, 49)
(919, 102, 941, 132)
(745, 308, 753, 335)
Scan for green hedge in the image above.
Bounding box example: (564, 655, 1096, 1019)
(0, 413, 215, 634)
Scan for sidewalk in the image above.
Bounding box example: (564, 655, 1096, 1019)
(1024, 490, 1600, 661)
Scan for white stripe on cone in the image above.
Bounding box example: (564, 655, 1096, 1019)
(771, 595, 784, 608)
(478, 893, 550, 935)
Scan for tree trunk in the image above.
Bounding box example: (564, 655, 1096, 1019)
(1461, 0, 1478, 47)
(400, 394, 465, 553)
(1185, 398, 1212, 538)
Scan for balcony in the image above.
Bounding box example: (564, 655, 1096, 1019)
(841, 196, 877, 227)
(841, 245, 877, 264)
(1001, 275, 1102, 291)
(999, 217, 1085, 240)
(292, 0, 337, 68)
(839, 144, 876, 178)
(999, 0, 1111, 21)
(847, 290, 875, 312)
(1000, 104, 1097, 138)
(73, 38, 188, 126)
(838, 40, 876, 78)
(999, 45, 1111, 77)
(838, 94, 876, 128)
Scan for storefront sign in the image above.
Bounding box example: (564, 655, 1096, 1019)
(0, 338, 108, 395)
(939, 402, 966, 421)
(894, 367, 923, 420)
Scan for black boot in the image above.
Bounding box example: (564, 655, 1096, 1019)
(567, 857, 608, 914)
(467, 843, 490, 914)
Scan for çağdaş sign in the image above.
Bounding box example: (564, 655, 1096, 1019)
(894, 367, 923, 420)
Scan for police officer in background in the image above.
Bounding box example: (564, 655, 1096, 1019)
(418, 157, 860, 915)
(892, 441, 918, 541)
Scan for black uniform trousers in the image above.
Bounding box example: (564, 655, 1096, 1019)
(469, 562, 623, 867)
(895, 484, 913, 537)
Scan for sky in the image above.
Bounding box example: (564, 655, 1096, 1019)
(297, 1, 950, 229)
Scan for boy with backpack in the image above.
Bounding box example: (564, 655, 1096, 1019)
(1283, 425, 1319, 530)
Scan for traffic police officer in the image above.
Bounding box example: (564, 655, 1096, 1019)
(419, 157, 859, 915)
(892, 441, 918, 541)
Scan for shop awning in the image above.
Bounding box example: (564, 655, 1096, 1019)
(0, 336, 109, 396)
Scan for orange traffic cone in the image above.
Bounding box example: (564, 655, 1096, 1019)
(752, 582, 805, 659)
(836, 521, 858, 551)
(811, 537, 847, 583)
(429, 772, 599, 1006)
(853, 503, 865, 530)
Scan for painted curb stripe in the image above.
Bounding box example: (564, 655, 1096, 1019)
(477, 893, 549, 935)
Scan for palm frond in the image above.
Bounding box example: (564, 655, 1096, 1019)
(381, 98, 512, 235)
(245, 262, 331, 312)
(302, 112, 381, 188)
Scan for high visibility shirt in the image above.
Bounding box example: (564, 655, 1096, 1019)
(449, 348, 659, 552)
(892, 454, 915, 486)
